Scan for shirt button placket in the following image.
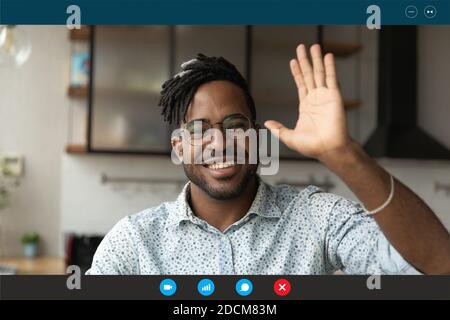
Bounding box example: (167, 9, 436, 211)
(218, 234, 235, 275)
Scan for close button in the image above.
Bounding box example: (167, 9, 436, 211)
(424, 5, 437, 19)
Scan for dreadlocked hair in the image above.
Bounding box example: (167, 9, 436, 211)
(158, 53, 256, 125)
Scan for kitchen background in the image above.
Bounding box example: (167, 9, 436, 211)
(0, 25, 449, 274)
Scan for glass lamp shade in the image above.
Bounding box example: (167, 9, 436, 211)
(0, 26, 32, 67)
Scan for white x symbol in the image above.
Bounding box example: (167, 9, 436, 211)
(278, 284, 286, 291)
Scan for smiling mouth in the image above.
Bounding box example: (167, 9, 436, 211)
(203, 161, 236, 170)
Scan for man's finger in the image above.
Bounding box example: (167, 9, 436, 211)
(296, 44, 315, 91)
(264, 120, 296, 148)
(290, 59, 308, 101)
(324, 53, 338, 89)
(310, 44, 325, 87)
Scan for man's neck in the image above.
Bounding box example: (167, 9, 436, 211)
(188, 177, 258, 232)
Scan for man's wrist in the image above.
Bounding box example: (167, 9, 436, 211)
(318, 139, 366, 173)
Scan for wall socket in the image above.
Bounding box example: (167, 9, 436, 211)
(0, 153, 24, 177)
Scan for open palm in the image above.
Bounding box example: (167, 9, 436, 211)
(265, 44, 350, 160)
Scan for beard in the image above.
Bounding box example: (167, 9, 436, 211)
(183, 163, 258, 200)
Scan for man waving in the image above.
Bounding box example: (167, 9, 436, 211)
(88, 44, 450, 275)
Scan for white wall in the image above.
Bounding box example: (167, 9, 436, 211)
(0, 26, 70, 256)
(60, 154, 185, 235)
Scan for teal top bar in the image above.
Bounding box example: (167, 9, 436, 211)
(0, 0, 448, 24)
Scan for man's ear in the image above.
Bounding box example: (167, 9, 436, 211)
(171, 136, 184, 162)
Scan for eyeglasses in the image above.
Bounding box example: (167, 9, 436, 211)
(183, 113, 255, 146)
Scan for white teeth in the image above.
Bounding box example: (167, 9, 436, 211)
(206, 162, 235, 170)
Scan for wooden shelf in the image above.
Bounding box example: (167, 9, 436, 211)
(69, 26, 91, 41)
(323, 42, 362, 58)
(253, 39, 362, 58)
(344, 99, 362, 110)
(66, 144, 87, 154)
(67, 27, 91, 155)
(94, 87, 160, 99)
(68, 86, 89, 98)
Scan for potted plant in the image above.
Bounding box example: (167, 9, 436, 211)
(21, 232, 40, 258)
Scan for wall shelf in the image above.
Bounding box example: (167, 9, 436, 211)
(67, 86, 88, 98)
(69, 27, 91, 41)
(323, 42, 362, 57)
(65, 144, 87, 154)
(67, 27, 91, 154)
(344, 99, 362, 110)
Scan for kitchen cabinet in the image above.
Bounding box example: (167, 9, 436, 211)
(250, 26, 317, 158)
(250, 26, 364, 158)
(84, 26, 248, 154)
(68, 25, 381, 159)
(90, 26, 171, 153)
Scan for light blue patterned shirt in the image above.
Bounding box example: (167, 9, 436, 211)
(87, 178, 421, 275)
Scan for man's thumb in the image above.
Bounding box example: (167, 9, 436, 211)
(264, 120, 294, 146)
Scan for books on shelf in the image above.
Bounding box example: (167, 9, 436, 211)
(70, 51, 90, 88)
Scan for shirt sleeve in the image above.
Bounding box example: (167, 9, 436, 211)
(86, 217, 140, 275)
(323, 196, 423, 275)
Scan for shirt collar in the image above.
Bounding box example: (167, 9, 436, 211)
(166, 176, 282, 228)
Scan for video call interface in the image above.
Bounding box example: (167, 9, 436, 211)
(0, 0, 450, 311)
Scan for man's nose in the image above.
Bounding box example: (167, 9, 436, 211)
(205, 127, 225, 151)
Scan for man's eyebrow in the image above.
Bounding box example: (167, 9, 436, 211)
(224, 113, 246, 119)
(186, 117, 209, 123)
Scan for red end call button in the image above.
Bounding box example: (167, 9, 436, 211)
(274, 279, 292, 297)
